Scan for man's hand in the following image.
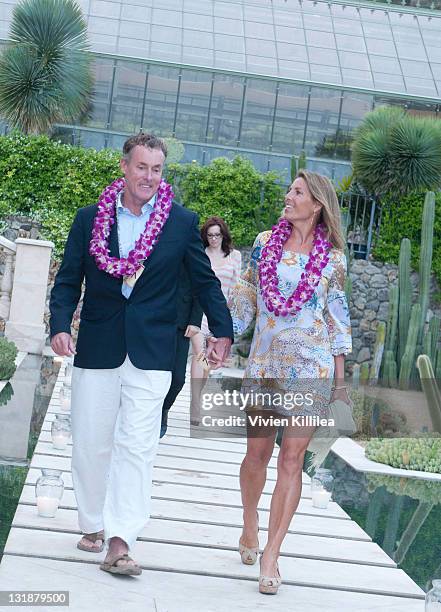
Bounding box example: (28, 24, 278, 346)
(184, 325, 200, 338)
(205, 336, 232, 369)
(51, 332, 76, 357)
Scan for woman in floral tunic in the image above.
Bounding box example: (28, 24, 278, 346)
(228, 170, 352, 594)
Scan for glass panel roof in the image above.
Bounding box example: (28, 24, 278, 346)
(2, 0, 440, 98)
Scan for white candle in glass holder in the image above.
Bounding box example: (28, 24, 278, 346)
(36, 496, 59, 517)
(311, 489, 332, 509)
(52, 433, 70, 450)
(60, 387, 71, 412)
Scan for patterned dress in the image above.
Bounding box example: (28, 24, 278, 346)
(228, 231, 352, 416)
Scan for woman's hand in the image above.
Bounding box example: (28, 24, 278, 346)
(184, 325, 200, 338)
(330, 386, 352, 406)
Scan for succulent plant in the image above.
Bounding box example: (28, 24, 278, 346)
(416, 354, 441, 434)
(365, 435, 441, 474)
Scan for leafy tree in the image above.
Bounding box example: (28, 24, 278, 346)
(0, 0, 92, 134)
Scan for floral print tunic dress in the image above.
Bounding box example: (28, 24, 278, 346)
(228, 230, 352, 416)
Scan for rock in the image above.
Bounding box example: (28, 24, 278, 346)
(354, 298, 366, 310)
(364, 309, 376, 322)
(371, 274, 387, 288)
(357, 347, 371, 362)
(378, 289, 389, 301)
(365, 300, 380, 311)
(359, 319, 371, 332)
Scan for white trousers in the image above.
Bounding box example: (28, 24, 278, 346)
(71, 355, 171, 551)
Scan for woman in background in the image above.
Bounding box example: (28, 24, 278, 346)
(190, 216, 241, 423)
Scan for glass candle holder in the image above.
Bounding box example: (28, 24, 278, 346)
(35, 469, 64, 518)
(51, 414, 71, 450)
(59, 384, 71, 413)
(311, 468, 334, 509)
(64, 358, 73, 388)
(426, 580, 441, 611)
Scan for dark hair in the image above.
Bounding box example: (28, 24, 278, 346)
(200, 216, 233, 257)
(122, 132, 168, 160)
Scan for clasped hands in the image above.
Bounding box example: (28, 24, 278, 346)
(204, 336, 232, 370)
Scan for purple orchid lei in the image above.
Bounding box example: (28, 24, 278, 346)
(89, 177, 174, 278)
(258, 218, 332, 317)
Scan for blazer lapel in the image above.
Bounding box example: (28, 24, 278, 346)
(109, 216, 120, 258)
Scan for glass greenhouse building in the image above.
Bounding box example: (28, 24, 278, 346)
(1, 0, 440, 180)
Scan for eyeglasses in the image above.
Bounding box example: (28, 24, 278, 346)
(207, 233, 222, 238)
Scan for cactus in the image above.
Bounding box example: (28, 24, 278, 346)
(365, 435, 441, 473)
(360, 362, 370, 384)
(352, 363, 360, 389)
(298, 150, 307, 170)
(429, 316, 440, 364)
(398, 238, 412, 365)
(418, 192, 435, 346)
(416, 354, 441, 434)
(383, 349, 397, 388)
(369, 321, 386, 385)
(398, 303, 421, 390)
(436, 346, 441, 382)
(290, 156, 297, 183)
(423, 332, 432, 362)
(386, 286, 399, 353)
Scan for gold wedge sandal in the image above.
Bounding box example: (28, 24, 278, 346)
(259, 555, 282, 595)
(238, 511, 259, 565)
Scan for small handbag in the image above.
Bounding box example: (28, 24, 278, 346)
(304, 398, 357, 475)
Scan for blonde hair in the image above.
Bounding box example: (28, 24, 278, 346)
(296, 170, 345, 251)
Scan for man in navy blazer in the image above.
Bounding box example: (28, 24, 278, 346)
(49, 133, 233, 576)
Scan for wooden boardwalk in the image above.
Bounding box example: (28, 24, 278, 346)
(0, 364, 425, 611)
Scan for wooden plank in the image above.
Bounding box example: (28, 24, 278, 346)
(26, 466, 311, 495)
(34, 440, 280, 470)
(19, 482, 348, 520)
(17, 489, 370, 541)
(11, 505, 396, 567)
(3, 529, 423, 599)
(0, 556, 425, 612)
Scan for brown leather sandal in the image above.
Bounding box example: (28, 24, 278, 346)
(99, 553, 142, 576)
(77, 531, 105, 553)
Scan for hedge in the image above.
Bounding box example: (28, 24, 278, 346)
(373, 190, 441, 285)
(0, 133, 285, 257)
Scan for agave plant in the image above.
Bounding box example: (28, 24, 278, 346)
(352, 106, 441, 196)
(0, 0, 92, 134)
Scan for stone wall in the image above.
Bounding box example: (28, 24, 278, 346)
(347, 259, 440, 373)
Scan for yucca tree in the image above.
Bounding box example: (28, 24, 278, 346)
(352, 106, 441, 196)
(0, 0, 92, 134)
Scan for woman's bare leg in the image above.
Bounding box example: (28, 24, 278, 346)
(239, 419, 277, 547)
(260, 425, 316, 577)
(190, 332, 208, 424)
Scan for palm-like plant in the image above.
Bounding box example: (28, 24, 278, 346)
(0, 0, 92, 134)
(352, 106, 441, 196)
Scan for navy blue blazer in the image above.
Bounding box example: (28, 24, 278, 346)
(49, 202, 233, 370)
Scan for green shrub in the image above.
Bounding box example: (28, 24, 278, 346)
(373, 190, 441, 284)
(0, 134, 284, 256)
(165, 157, 285, 247)
(0, 337, 18, 381)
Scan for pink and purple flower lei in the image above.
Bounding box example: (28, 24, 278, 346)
(89, 177, 174, 278)
(258, 219, 332, 317)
